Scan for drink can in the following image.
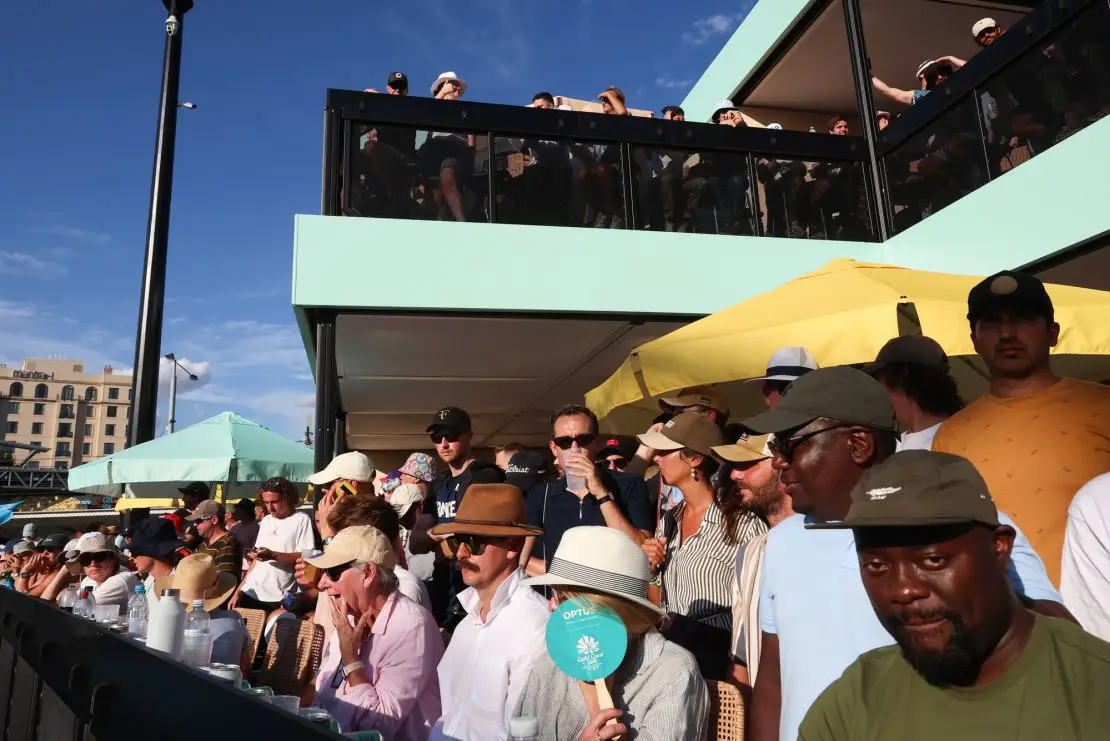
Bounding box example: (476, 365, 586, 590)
(244, 686, 274, 698)
(299, 708, 341, 733)
(203, 662, 243, 685)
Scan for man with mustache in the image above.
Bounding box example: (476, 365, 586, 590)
(742, 367, 1070, 741)
(932, 270, 1110, 585)
(799, 451, 1110, 740)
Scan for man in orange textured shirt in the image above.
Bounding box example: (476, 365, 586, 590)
(932, 270, 1110, 585)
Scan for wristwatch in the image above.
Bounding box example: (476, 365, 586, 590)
(16, 573, 29, 580)
(591, 493, 614, 506)
(342, 660, 366, 679)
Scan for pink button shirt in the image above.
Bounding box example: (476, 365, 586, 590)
(313, 592, 443, 739)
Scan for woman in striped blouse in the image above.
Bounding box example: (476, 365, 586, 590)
(638, 413, 767, 680)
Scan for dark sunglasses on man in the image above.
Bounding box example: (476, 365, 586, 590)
(445, 534, 496, 556)
(598, 456, 628, 471)
(768, 424, 848, 463)
(430, 432, 461, 445)
(552, 433, 596, 450)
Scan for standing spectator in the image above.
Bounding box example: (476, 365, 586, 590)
(410, 407, 503, 629)
(662, 105, 685, 121)
(595, 436, 635, 472)
(391, 484, 434, 582)
(638, 413, 767, 680)
(187, 500, 243, 581)
(799, 452, 1110, 741)
(1061, 473, 1110, 640)
(429, 484, 548, 741)
(227, 498, 260, 552)
(493, 443, 524, 472)
(309, 451, 377, 502)
(710, 432, 795, 687)
(872, 60, 954, 106)
(744, 346, 820, 409)
(306, 526, 443, 739)
(742, 367, 1068, 741)
(864, 334, 962, 451)
(425, 71, 474, 222)
(399, 452, 437, 493)
(232, 477, 314, 613)
(973, 17, 1004, 47)
(932, 270, 1110, 584)
(524, 404, 653, 571)
(178, 481, 210, 510)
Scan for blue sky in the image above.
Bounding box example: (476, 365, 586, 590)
(0, 1, 748, 441)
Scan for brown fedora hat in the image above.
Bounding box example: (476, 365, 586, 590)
(429, 484, 543, 538)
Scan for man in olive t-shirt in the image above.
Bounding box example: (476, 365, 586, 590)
(799, 451, 1110, 741)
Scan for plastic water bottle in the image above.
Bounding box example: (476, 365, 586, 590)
(146, 588, 186, 660)
(73, 589, 94, 619)
(509, 716, 540, 741)
(127, 584, 149, 638)
(182, 599, 213, 667)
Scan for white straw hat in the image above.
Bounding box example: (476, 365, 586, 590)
(744, 346, 819, 384)
(431, 71, 468, 97)
(523, 526, 664, 614)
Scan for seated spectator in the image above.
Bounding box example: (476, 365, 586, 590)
(126, 517, 183, 606)
(305, 525, 443, 738)
(428, 484, 547, 741)
(187, 500, 243, 581)
(518, 526, 709, 739)
(157, 553, 249, 672)
(799, 452, 1110, 740)
(12, 533, 68, 597)
(68, 533, 138, 612)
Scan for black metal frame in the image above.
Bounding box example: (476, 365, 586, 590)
(0, 590, 336, 740)
(312, 311, 338, 487)
(325, 89, 868, 162)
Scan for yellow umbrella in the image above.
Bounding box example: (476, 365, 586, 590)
(587, 258, 1110, 428)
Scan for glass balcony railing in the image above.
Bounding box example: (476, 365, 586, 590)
(879, 0, 1110, 232)
(324, 91, 877, 241)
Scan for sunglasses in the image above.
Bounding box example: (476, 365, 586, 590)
(430, 432, 461, 445)
(768, 424, 847, 463)
(78, 552, 113, 567)
(446, 534, 495, 556)
(599, 457, 628, 470)
(322, 561, 354, 582)
(553, 434, 596, 450)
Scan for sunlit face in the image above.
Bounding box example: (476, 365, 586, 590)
(729, 458, 780, 516)
(829, 119, 849, 135)
(196, 516, 218, 539)
(431, 430, 469, 465)
(549, 413, 601, 466)
(971, 305, 1058, 380)
(260, 489, 293, 519)
(653, 448, 700, 487)
(81, 552, 117, 583)
(438, 80, 462, 100)
(533, 97, 553, 110)
(318, 562, 376, 616)
(454, 536, 519, 590)
(718, 109, 743, 127)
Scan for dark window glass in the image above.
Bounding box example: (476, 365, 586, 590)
(754, 157, 873, 240)
(108, 387, 120, 400)
(107, 406, 118, 418)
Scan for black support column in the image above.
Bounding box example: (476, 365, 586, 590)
(313, 314, 338, 498)
(841, 0, 891, 241)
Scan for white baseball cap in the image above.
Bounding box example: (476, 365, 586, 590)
(389, 484, 425, 517)
(744, 346, 820, 384)
(308, 451, 376, 485)
(972, 17, 998, 38)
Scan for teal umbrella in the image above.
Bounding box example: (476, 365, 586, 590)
(67, 411, 315, 499)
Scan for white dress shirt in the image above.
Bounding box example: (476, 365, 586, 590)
(896, 421, 942, 451)
(430, 568, 549, 741)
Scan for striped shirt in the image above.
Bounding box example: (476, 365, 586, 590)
(197, 532, 242, 582)
(515, 630, 708, 740)
(657, 501, 766, 632)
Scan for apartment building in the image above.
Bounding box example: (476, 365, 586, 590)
(0, 359, 133, 470)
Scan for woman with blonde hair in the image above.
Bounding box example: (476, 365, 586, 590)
(518, 526, 708, 740)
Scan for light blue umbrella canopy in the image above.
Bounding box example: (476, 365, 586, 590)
(67, 411, 314, 499)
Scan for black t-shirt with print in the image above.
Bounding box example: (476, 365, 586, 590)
(421, 458, 504, 524)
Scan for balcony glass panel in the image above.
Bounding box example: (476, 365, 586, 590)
(345, 124, 491, 222)
(755, 157, 873, 240)
(883, 98, 988, 233)
(979, 0, 1110, 179)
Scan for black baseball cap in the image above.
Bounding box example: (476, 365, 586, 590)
(863, 335, 949, 376)
(35, 533, 70, 551)
(178, 481, 210, 499)
(743, 367, 896, 434)
(597, 436, 634, 459)
(387, 71, 408, 89)
(505, 449, 547, 492)
(967, 271, 1054, 328)
(662, 105, 685, 117)
(427, 406, 472, 435)
(807, 450, 1000, 530)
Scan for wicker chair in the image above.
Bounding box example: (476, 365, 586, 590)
(707, 680, 745, 741)
(234, 608, 266, 667)
(254, 619, 325, 696)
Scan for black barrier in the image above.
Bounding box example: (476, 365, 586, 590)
(0, 590, 338, 740)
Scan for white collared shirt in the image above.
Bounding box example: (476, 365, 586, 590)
(430, 569, 549, 741)
(896, 421, 942, 452)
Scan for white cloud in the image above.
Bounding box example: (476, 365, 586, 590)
(158, 356, 213, 397)
(682, 13, 744, 45)
(0, 251, 68, 277)
(27, 225, 111, 245)
(0, 301, 36, 320)
(656, 75, 693, 90)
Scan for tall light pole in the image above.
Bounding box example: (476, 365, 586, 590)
(164, 353, 198, 435)
(128, 0, 194, 449)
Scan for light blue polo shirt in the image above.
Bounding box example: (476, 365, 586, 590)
(759, 512, 1061, 741)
